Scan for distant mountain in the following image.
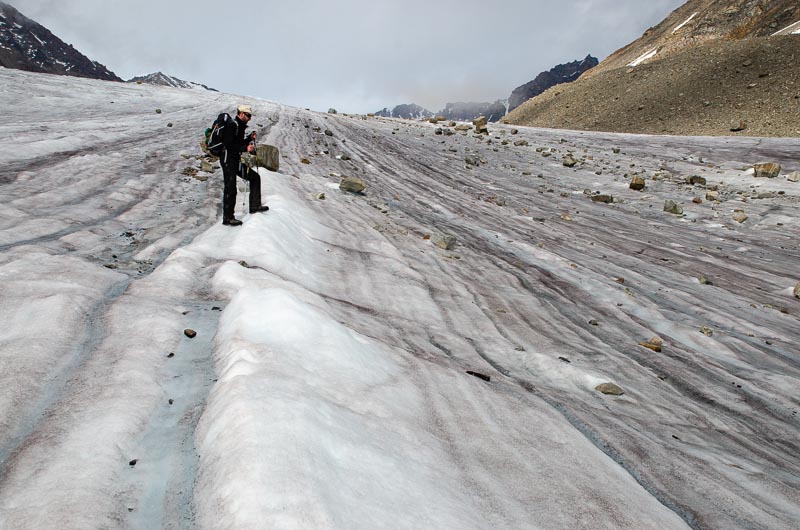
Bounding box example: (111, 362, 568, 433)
(0, 1, 120, 81)
(373, 103, 433, 119)
(128, 71, 218, 92)
(507, 55, 598, 112)
(439, 100, 507, 122)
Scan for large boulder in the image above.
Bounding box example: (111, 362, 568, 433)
(472, 116, 489, 134)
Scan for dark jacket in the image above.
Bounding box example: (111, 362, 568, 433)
(221, 116, 252, 167)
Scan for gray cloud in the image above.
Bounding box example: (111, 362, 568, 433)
(12, 0, 684, 113)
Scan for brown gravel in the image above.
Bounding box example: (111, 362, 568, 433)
(504, 36, 800, 138)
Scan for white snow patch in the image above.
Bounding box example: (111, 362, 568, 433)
(628, 47, 659, 67)
(672, 12, 698, 34)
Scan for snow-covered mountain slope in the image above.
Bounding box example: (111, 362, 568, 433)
(128, 71, 217, 91)
(0, 67, 798, 530)
(0, 1, 120, 80)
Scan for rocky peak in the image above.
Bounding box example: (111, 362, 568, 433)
(127, 71, 218, 91)
(507, 54, 599, 112)
(0, 1, 120, 81)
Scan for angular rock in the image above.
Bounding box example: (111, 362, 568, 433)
(732, 209, 748, 223)
(629, 175, 645, 191)
(706, 190, 719, 201)
(590, 194, 614, 204)
(639, 336, 663, 352)
(431, 233, 456, 250)
(200, 161, 215, 173)
(787, 171, 799, 182)
(700, 326, 714, 337)
(339, 176, 366, 193)
(753, 163, 781, 178)
(596, 383, 625, 396)
(513, 140, 529, 147)
(315, 192, 326, 200)
(465, 155, 481, 167)
(472, 116, 488, 134)
(254, 144, 281, 171)
(563, 154, 578, 167)
(664, 200, 683, 215)
(794, 283, 800, 298)
(686, 175, 707, 186)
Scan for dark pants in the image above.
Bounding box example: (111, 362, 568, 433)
(222, 159, 263, 220)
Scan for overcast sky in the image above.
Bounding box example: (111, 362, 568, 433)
(13, 0, 684, 114)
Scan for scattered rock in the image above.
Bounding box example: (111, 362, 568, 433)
(238, 260, 250, 268)
(692, 197, 703, 204)
(589, 319, 599, 326)
(167, 123, 173, 127)
(706, 190, 719, 201)
(511, 129, 519, 135)
(129, 459, 138, 467)
(596, 383, 625, 396)
(753, 162, 781, 178)
(639, 336, 663, 352)
(168, 398, 174, 405)
(663, 200, 683, 215)
(787, 171, 799, 182)
(629, 174, 646, 190)
(201, 160, 215, 173)
(472, 116, 489, 134)
(431, 233, 456, 250)
(184, 329, 197, 338)
(563, 154, 578, 167)
(315, 192, 326, 200)
(435, 128, 443, 135)
(324, 129, 333, 136)
(300, 158, 311, 164)
(698, 276, 714, 285)
(730, 120, 746, 132)
(155, 109, 162, 114)
(732, 209, 748, 223)
(686, 175, 707, 186)
(339, 176, 366, 193)
(590, 194, 614, 203)
(328, 108, 337, 114)
(558, 356, 571, 363)
(454, 124, 472, 131)
(794, 282, 800, 298)
(465, 155, 481, 166)
(513, 140, 529, 147)
(167, 352, 175, 358)
(700, 326, 714, 337)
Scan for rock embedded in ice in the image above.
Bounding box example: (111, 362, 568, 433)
(201, 161, 215, 173)
(787, 171, 799, 182)
(563, 154, 578, 167)
(732, 209, 748, 223)
(686, 175, 707, 186)
(591, 194, 614, 203)
(664, 200, 683, 215)
(629, 174, 646, 190)
(706, 190, 720, 201)
(431, 233, 457, 250)
(639, 336, 663, 352)
(753, 162, 781, 178)
(700, 326, 714, 336)
(183, 329, 197, 338)
(339, 176, 366, 194)
(514, 140, 529, 147)
(465, 155, 481, 166)
(596, 383, 625, 395)
(794, 283, 800, 298)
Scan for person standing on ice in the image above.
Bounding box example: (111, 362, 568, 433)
(220, 104, 269, 226)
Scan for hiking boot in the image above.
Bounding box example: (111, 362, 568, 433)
(222, 218, 242, 226)
(250, 205, 269, 213)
